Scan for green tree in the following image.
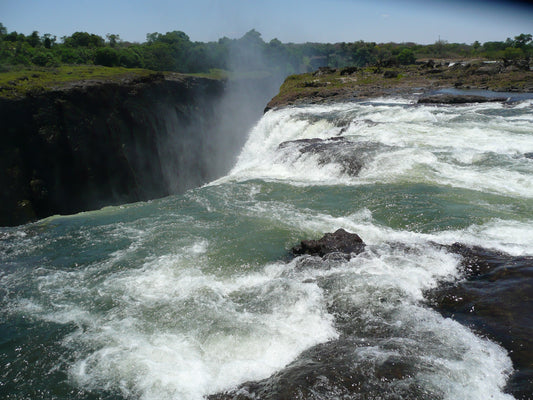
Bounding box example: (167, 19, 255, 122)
(432, 39, 448, 56)
(64, 32, 104, 47)
(27, 31, 41, 47)
(503, 47, 524, 60)
(42, 34, 56, 49)
(4, 31, 25, 42)
(513, 33, 532, 49)
(397, 48, 416, 65)
(106, 34, 121, 48)
(118, 47, 143, 68)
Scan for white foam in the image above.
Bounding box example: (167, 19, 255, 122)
(23, 247, 337, 400)
(432, 218, 533, 256)
(215, 100, 533, 200)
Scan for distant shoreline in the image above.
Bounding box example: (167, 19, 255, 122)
(265, 60, 533, 111)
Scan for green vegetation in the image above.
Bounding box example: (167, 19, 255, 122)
(0, 65, 156, 99)
(1, 21, 531, 76)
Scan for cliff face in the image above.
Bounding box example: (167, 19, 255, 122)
(0, 73, 227, 226)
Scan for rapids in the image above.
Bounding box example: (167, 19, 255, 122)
(1, 97, 532, 399)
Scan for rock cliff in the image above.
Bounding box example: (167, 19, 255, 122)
(1, 73, 227, 226)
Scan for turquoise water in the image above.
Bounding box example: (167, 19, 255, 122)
(1, 98, 532, 399)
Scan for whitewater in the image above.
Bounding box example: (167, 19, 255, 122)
(1, 97, 532, 399)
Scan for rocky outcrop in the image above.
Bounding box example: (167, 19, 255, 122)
(277, 138, 386, 177)
(426, 243, 533, 399)
(208, 336, 428, 400)
(0, 74, 226, 226)
(292, 228, 366, 258)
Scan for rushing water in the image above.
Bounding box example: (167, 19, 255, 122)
(1, 97, 532, 400)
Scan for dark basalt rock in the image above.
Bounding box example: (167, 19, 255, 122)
(340, 66, 359, 76)
(426, 243, 533, 399)
(417, 94, 507, 104)
(299, 80, 330, 88)
(292, 228, 365, 258)
(383, 70, 399, 79)
(208, 337, 434, 400)
(0, 75, 226, 226)
(277, 137, 383, 177)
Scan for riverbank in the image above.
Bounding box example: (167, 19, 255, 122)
(265, 60, 533, 111)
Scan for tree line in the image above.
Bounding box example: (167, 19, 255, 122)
(0, 23, 531, 75)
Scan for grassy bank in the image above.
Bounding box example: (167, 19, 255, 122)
(0, 65, 159, 99)
(0, 65, 230, 99)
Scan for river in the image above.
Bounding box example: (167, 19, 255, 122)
(1, 96, 532, 399)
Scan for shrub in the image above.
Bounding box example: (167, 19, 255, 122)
(397, 48, 416, 65)
(31, 51, 60, 67)
(94, 47, 119, 67)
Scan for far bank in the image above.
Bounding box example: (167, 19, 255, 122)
(265, 60, 533, 111)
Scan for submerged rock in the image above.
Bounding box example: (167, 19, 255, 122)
(208, 337, 433, 400)
(291, 228, 365, 258)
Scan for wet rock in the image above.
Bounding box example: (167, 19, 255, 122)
(292, 228, 365, 258)
(426, 243, 533, 399)
(525, 152, 533, 160)
(277, 137, 382, 176)
(417, 94, 507, 104)
(208, 338, 434, 400)
(0, 74, 227, 226)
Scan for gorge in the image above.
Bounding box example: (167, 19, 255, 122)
(0, 72, 280, 226)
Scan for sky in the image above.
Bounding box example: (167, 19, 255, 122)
(0, 0, 532, 45)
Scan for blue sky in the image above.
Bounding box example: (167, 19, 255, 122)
(1, 0, 532, 44)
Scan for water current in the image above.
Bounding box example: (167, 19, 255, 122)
(1, 97, 532, 399)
